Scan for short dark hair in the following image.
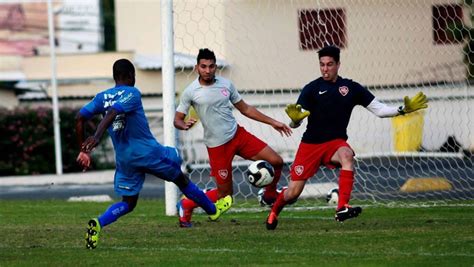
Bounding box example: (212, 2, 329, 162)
(197, 48, 216, 64)
(318, 45, 340, 63)
(113, 58, 135, 81)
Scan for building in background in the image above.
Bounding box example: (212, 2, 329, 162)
(0, 0, 471, 154)
(0, 0, 466, 106)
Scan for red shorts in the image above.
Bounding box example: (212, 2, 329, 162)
(290, 139, 352, 181)
(207, 126, 267, 185)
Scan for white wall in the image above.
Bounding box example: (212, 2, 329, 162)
(0, 90, 19, 109)
(114, 0, 464, 92)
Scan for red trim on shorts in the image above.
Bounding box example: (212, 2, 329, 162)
(290, 139, 352, 181)
(207, 126, 267, 185)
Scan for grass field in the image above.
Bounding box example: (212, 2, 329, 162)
(1, 199, 473, 267)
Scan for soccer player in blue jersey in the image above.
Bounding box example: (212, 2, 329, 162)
(174, 48, 292, 227)
(266, 45, 428, 230)
(75, 59, 231, 249)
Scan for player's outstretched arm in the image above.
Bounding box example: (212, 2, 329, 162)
(234, 100, 292, 137)
(285, 104, 310, 128)
(400, 92, 428, 114)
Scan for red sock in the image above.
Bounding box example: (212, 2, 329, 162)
(205, 188, 219, 202)
(337, 170, 354, 210)
(271, 188, 288, 215)
(264, 166, 282, 199)
(182, 188, 219, 210)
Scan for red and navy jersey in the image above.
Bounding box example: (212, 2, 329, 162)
(297, 76, 375, 144)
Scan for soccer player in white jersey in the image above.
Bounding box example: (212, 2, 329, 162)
(174, 48, 292, 227)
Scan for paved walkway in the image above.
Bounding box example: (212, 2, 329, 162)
(0, 170, 115, 186)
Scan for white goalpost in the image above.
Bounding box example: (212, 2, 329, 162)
(165, 0, 473, 208)
(161, 0, 179, 216)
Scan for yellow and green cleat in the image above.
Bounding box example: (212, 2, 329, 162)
(209, 195, 233, 221)
(85, 218, 101, 249)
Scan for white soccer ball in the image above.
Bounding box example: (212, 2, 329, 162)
(326, 188, 339, 205)
(247, 160, 274, 188)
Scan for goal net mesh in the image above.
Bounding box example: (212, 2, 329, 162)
(171, 0, 473, 207)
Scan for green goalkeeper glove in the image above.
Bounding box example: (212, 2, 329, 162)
(399, 92, 428, 115)
(285, 104, 310, 128)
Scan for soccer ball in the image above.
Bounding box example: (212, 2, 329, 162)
(326, 188, 339, 205)
(246, 160, 274, 188)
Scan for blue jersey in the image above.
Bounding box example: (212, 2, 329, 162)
(297, 76, 375, 144)
(79, 85, 159, 159)
(79, 85, 182, 196)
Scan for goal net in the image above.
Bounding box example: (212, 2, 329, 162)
(170, 0, 473, 207)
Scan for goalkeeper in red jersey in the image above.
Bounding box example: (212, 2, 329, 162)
(266, 45, 428, 230)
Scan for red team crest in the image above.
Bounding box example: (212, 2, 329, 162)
(218, 169, 228, 179)
(339, 86, 349, 96)
(294, 165, 304, 176)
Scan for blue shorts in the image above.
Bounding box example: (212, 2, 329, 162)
(114, 146, 182, 196)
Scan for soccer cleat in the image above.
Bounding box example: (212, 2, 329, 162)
(258, 188, 277, 207)
(335, 205, 362, 222)
(85, 218, 101, 249)
(178, 220, 193, 228)
(176, 198, 193, 228)
(266, 211, 278, 230)
(258, 186, 288, 207)
(209, 195, 233, 221)
(260, 195, 276, 207)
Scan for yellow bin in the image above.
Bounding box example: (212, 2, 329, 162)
(391, 111, 425, 152)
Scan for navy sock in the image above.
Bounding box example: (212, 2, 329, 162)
(98, 201, 130, 227)
(181, 183, 216, 215)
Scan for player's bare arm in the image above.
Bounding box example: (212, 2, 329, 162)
(75, 112, 92, 170)
(234, 100, 292, 137)
(82, 108, 119, 153)
(174, 111, 197, 130)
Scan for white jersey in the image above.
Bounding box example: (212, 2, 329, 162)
(177, 76, 242, 147)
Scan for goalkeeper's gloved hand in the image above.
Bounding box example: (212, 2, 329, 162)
(398, 92, 428, 115)
(285, 104, 310, 128)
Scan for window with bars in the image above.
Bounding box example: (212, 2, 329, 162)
(432, 4, 463, 45)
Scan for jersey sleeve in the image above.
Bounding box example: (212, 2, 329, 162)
(353, 81, 375, 107)
(228, 82, 242, 104)
(176, 88, 192, 115)
(111, 87, 141, 113)
(79, 95, 103, 119)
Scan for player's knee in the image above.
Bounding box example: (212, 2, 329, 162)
(341, 154, 354, 164)
(267, 155, 284, 169)
(173, 173, 190, 190)
(122, 195, 138, 212)
(128, 202, 137, 212)
(338, 149, 354, 166)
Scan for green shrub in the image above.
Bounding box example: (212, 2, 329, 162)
(0, 106, 114, 176)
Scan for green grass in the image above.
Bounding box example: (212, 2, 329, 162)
(1, 199, 473, 267)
